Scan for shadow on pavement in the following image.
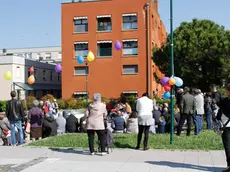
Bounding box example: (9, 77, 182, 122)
(145, 161, 224, 172)
(49, 148, 89, 156)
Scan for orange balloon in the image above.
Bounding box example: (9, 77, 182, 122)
(168, 77, 176, 86)
(28, 75, 35, 85)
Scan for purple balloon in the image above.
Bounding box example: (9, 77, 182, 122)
(55, 64, 62, 73)
(161, 77, 170, 85)
(114, 40, 122, 50)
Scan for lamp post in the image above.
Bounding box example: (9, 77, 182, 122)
(77, 52, 95, 106)
(170, 0, 175, 144)
(85, 61, 89, 105)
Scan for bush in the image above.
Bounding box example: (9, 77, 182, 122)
(0, 100, 7, 112)
(41, 94, 56, 102)
(156, 99, 170, 105)
(66, 98, 77, 109)
(25, 96, 36, 109)
(126, 95, 137, 111)
(57, 99, 67, 109)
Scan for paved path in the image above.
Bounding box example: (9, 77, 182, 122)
(0, 146, 227, 172)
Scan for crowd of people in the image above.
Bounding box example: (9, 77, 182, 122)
(0, 85, 227, 154)
(0, 85, 223, 147)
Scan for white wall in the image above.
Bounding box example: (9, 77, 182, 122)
(0, 64, 13, 100)
(0, 55, 61, 100)
(0, 47, 62, 63)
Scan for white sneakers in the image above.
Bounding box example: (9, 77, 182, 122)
(90, 152, 107, 156)
(101, 152, 107, 156)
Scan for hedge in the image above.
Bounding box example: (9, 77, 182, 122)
(0, 94, 171, 111)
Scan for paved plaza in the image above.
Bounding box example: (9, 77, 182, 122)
(0, 146, 227, 172)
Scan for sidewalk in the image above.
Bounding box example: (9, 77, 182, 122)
(0, 146, 226, 172)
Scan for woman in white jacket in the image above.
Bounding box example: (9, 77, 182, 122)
(136, 93, 154, 150)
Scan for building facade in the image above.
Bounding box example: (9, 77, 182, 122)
(62, 0, 166, 99)
(0, 46, 62, 64)
(0, 55, 61, 100)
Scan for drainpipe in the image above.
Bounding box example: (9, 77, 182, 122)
(145, 3, 151, 97)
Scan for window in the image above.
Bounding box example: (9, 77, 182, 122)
(27, 68, 30, 77)
(34, 69, 37, 80)
(73, 92, 88, 99)
(43, 70, 46, 81)
(74, 42, 88, 57)
(50, 71, 53, 81)
(58, 73, 61, 82)
(97, 41, 112, 57)
(123, 39, 138, 56)
(123, 91, 138, 97)
(16, 66, 20, 78)
(74, 17, 88, 33)
(97, 15, 112, 32)
(46, 53, 51, 60)
(122, 14, 138, 30)
(74, 67, 88, 76)
(122, 65, 138, 74)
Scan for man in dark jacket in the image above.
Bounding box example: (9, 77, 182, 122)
(210, 85, 222, 107)
(177, 87, 196, 136)
(6, 91, 25, 145)
(42, 114, 57, 138)
(66, 114, 78, 133)
(216, 85, 230, 172)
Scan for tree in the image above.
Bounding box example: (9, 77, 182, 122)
(153, 19, 230, 91)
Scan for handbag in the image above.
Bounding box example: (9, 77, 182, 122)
(213, 114, 230, 135)
(25, 122, 31, 134)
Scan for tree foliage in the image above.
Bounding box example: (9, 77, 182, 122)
(153, 19, 230, 90)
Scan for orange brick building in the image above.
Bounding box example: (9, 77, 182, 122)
(61, 0, 166, 99)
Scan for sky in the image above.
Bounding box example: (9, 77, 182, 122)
(0, 0, 229, 49)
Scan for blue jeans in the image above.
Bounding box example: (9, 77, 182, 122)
(206, 110, 212, 130)
(194, 115, 203, 135)
(10, 120, 24, 145)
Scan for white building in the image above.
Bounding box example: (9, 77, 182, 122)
(0, 55, 61, 100)
(0, 46, 62, 64)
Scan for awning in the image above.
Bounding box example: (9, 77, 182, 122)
(122, 13, 137, 17)
(122, 39, 138, 42)
(74, 41, 88, 44)
(123, 91, 138, 94)
(73, 92, 88, 95)
(97, 40, 112, 43)
(13, 82, 61, 91)
(97, 15, 111, 18)
(14, 82, 33, 91)
(74, 16, 87, 20)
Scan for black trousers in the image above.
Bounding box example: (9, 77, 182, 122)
(137, 125, 150, 148)
(87, 130, 106, 153)
(222, 127, 230, 167)
(177, 113, 192, 136)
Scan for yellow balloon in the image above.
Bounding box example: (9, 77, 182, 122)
(87, 51, 95, 62)
(169, 77, 176, 86)
(4, 71, 12, 80)
(28, 75, 35, 85)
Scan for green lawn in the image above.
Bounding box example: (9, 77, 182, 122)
(27, 130, 223, 150)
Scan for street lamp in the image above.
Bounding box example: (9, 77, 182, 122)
(76, 51, 95, 106)
(170, 0, 175, 144)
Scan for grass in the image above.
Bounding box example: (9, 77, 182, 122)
(27, 130, 223, 150)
